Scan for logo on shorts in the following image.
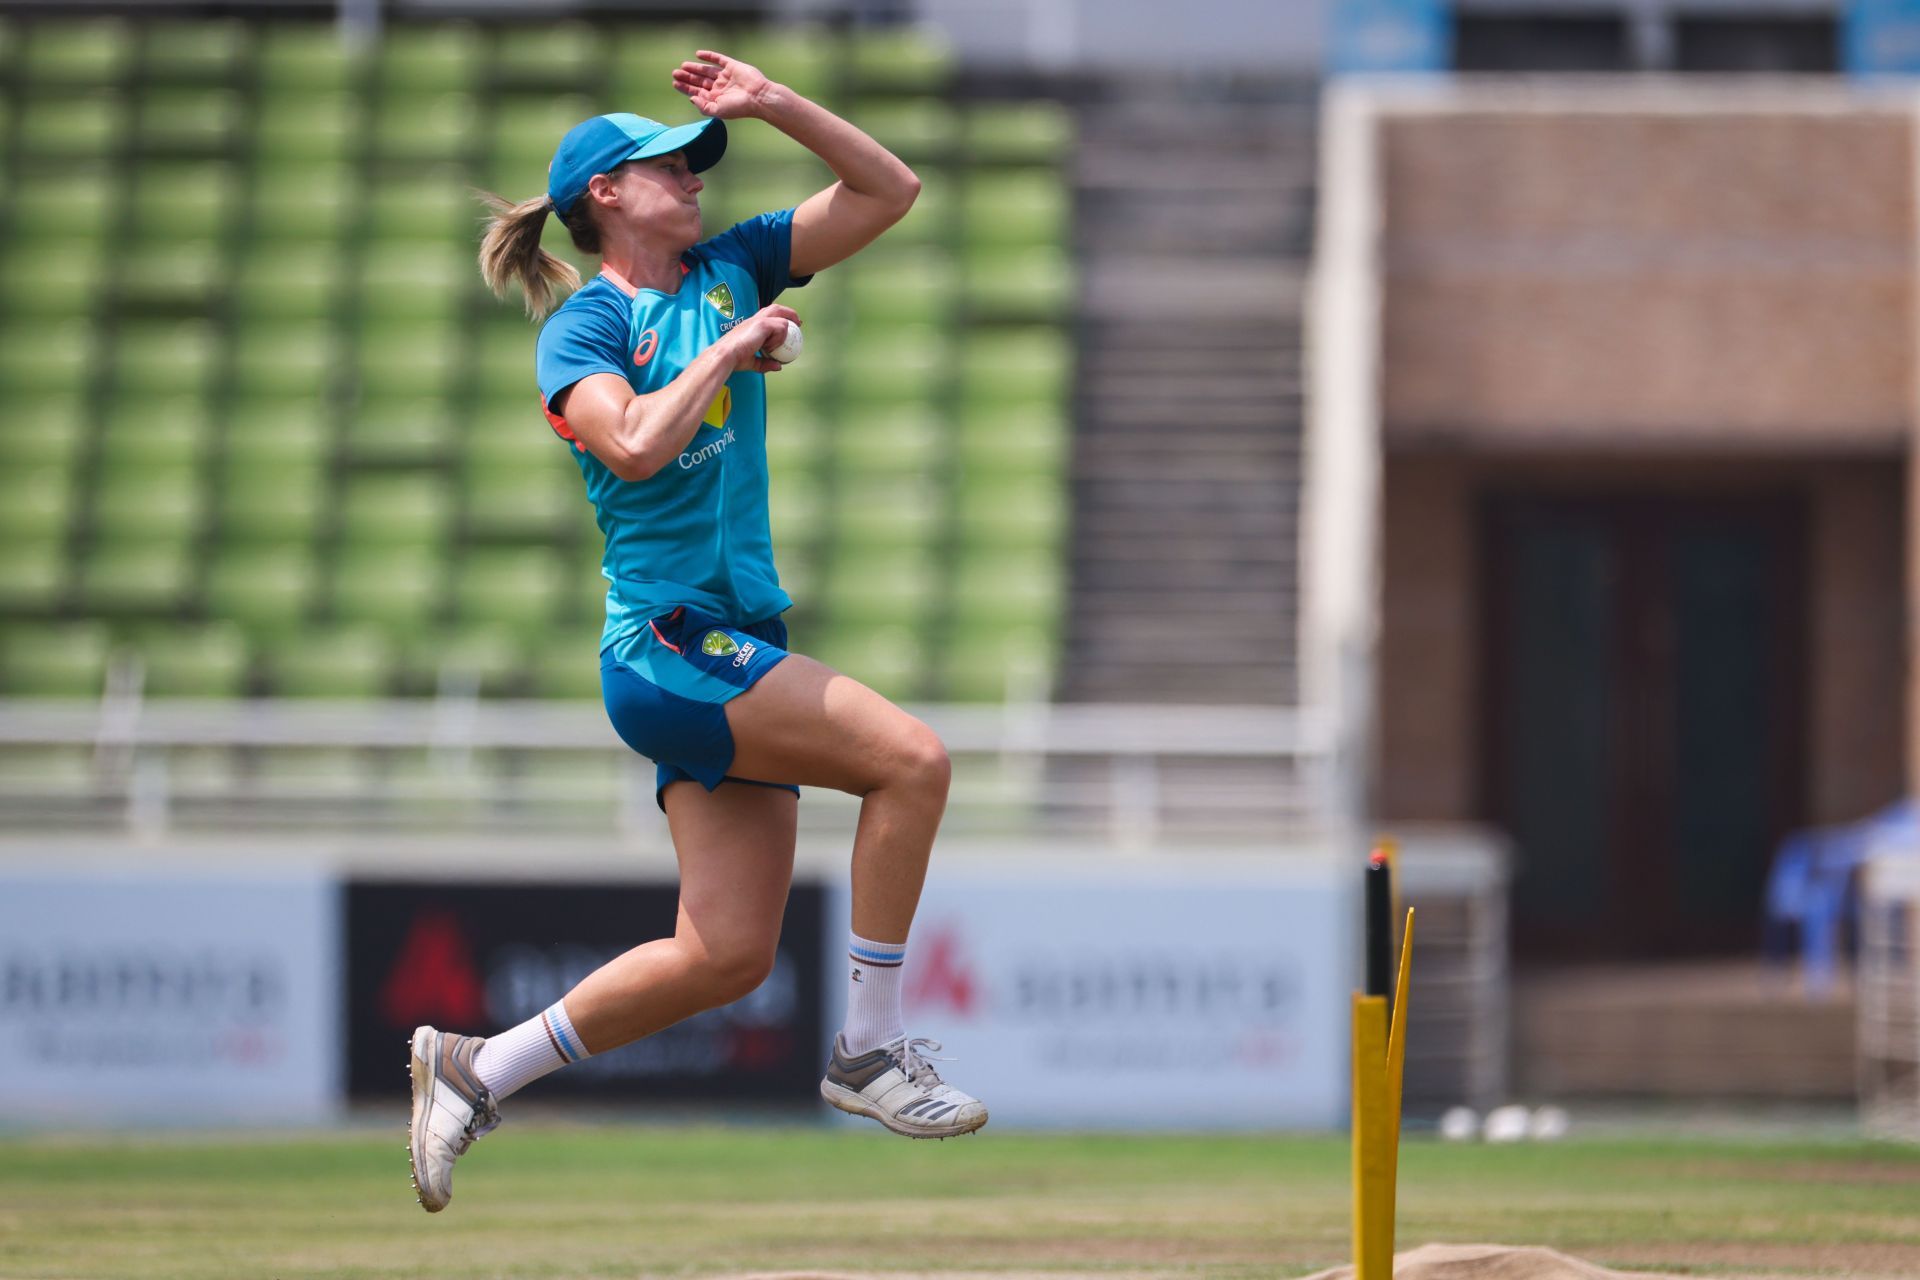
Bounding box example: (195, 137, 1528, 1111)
(704, 282, 735, 319)
(700, 630, 738, 657)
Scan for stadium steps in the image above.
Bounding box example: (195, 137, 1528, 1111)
(1059, 80, 1316, 706)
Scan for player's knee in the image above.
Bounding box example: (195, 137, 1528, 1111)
(894, 722, 951, 800)
(698, 937, 778, 1004)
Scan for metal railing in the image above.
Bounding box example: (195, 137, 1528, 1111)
(0, 695, 1345, 847)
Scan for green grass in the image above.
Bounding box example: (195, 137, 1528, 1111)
(0, 1125, 1916, 1278)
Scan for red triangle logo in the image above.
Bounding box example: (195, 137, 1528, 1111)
(905, 926, 976, 1017)
(378, 910, 486, 1029)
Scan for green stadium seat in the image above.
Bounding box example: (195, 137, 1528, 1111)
(338, 473, 452, 548)
(131, 623, 251, 698)
(93, 464, 202, 543)
(961, 328, 1071, 406)
(0, 541, 65, 612)
(235, 245, 339, 318)
(943, 623, 1056, 702)
(0, 623, 109, 697)
(226, 399, 331, 466)
(254, 96, 356, 166)
(0, 241, 103, 314)
(876, 179, 953, 248)
(527, 642, 605, 699)
(839, 324, 947, 405)
(23, 22, 133, 84)
(232, 323, 337, 398)
(358, 243, 467, 323)
(487, 94, 598, 175)
(114, 322, 218, 398)
(728, 30, 837, 103)
(829, 475, 944, 551)
(356, 324, 459, 398)
(767, 471, 821, 548)
(373, 92, 478, 157)
(0, 397, 84, 470)
(811, 621, 926, 702)
(140, 88, 242, 151)
(957, 403, 1070, 473)
(957, 472, 1066, 551)
(17, 96, 119, 156)
(832, 406, 945, 478)
(469, 399, 563, 469)
(249, 166, 355, 241)
(131, 163, 238, 240)
(821, 547, 938, 623)
(493, 24, 601, 81)
(344, 397, 455, 465)
(377, 26, 482, 94)
(366, 172, 476, 242)
(962, 171, 1070, 247)
(963, 246, 1074, 318)
(964, 102, 1073, 164)
(473, 321, 544, 398)
(102, 396, 213, 467)
(218, 457, 326, 544)
(261, 625, 395, 697)
(331, 547, 444, 628)
(0, 466, 75, 541)
(119, 241, 224, 306)
(762, 402, 822, 474)
(257, 26, 354, 91)
(848, 30, 954, 93)
(145, 21, 245, 80)
(452, 549, 565, 631)
(0, 322, 93, 395)
(206, 545, 317, 626)
(463, 461, 579, 540)
(843, 250, 954, 327)
(854, 98, 957, 162)
(403, 627, 525, 697)
(77, 540, 194, 612)
(951, 548, 1065, 625)
(608, 24, 724, 107)
(10, 169, 111, 240)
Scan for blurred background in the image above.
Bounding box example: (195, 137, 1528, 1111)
(0, 0, 1916, 1145)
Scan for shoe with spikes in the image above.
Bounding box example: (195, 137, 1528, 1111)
(407, 1026, 499, 1212)
(820, 1034, 987, 1138)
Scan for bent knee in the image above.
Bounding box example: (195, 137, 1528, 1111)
(893, 721, 951, 797)
(696, 940, 778, 1004)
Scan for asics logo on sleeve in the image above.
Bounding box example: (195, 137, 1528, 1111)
(632, 329, 658, 367)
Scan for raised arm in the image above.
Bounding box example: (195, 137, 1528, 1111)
(673, 51, 920, 277)
(556, 304, 799, 482)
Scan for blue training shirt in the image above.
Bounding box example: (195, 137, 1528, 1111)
(535, 209, 811, 651)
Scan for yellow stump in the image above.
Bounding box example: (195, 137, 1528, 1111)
(1352, 907, 1415, 1280)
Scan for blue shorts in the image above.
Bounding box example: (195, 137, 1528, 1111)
(599, 606, 798, 809)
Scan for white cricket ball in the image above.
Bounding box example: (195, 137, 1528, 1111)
(1483, 1104, 1531, 1144)
(1439, 1106, 1480, 1142)
(766, 319, 803, 364)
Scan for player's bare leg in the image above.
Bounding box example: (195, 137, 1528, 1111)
(409, 782, 796, 1210)
(724, 654, 987, 1137)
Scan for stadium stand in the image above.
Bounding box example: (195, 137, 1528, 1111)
(0, 16, 1075, 705)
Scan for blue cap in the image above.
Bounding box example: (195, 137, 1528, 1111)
(547, 112, 728, 218)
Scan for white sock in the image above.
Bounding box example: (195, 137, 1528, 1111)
(842, 932, 907, 1056)
(473, 1000, 590, 1099)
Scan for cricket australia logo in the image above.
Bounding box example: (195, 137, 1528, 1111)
(700, 631, 738, 657)
(703, 282, 735, 319)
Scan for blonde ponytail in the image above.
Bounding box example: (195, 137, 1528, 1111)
(476, 190, 582, 320)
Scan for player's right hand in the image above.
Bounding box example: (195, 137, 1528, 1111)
(726, 304, 802, 373)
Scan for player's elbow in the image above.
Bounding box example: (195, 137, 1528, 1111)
(891, 167, 922, 217)
(608, 448, 666, 483)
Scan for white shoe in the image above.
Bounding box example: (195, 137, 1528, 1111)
(820, 1034, 988, 1139)
(407, 1025, 500, 1212)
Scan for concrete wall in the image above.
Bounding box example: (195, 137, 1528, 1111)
(1377, 109, 1916, 451)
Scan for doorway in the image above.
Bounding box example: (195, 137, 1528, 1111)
(1480, 493, 1807, 959)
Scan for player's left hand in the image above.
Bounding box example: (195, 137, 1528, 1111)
(673, 51, 777, 120)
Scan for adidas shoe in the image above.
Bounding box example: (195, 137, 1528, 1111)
(407, 1025, 500, 1213)
(820, 1034, 988, 1138)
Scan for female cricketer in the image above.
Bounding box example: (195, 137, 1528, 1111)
(406, 50, 985, 1213)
